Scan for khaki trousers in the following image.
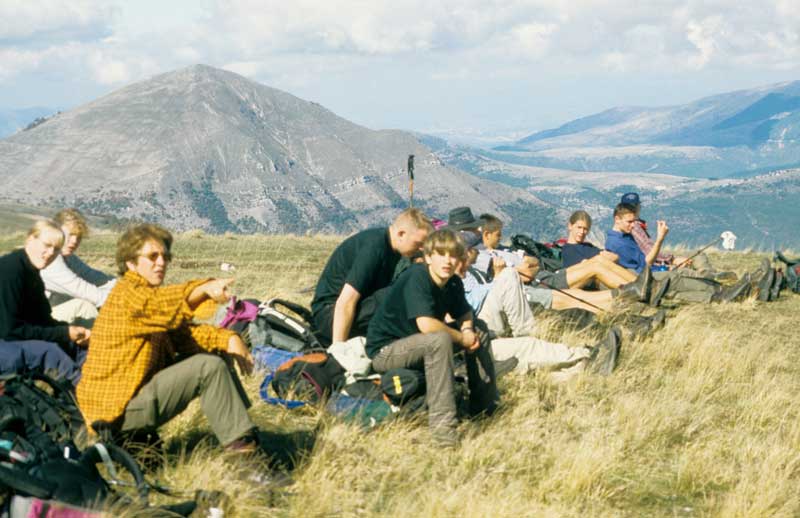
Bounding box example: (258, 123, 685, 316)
(121, 354, 255, 446)
(491, 337, 591, 375)
(478, 269, 535, 337)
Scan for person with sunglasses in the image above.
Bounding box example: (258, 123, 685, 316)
(0, 220, 90, 385)
(77, 223, 261, 454)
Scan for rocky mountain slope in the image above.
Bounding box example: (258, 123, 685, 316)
(0, 65, 557, 235)
(487, 81, 800, 178)
(0, 107, 55, 139)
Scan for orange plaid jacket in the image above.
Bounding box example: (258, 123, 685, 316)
(76, 271, 234, 427)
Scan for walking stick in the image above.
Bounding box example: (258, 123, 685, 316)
(530, 277, 606, 313)
(407, 154, 415, 208)
(673, 231, 735, 270)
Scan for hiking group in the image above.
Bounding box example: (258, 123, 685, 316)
(0, 198, 788, 475)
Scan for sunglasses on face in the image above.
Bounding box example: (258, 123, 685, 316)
(140, 251, 172, 263)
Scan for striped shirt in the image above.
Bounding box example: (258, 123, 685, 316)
(76, 271, 233, 427)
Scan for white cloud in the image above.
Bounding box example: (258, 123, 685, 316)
(0, 0, 115, 45)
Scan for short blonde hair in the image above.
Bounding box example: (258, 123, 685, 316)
(54, 208, 89, 238)
(27, 220, 65, 248)
(423, 228, 465, 259)
(394, 208, 433, 232)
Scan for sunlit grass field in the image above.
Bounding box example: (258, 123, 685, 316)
(1, 230, 798, 517)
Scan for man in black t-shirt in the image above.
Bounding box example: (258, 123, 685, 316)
(366, 229, 499, 446)
(311, 209, 432, 346)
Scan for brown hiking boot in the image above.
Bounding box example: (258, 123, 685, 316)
(712, 273, 752, 303)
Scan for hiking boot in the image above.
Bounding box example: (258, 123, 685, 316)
(651, 309, 667, 331)
(493, 357, 519, 379)
(616, 267, 651, 302)
(712, 273, 751, 303)
(770, 270, 784, 301)
(649, 277, 670, 307)
(753, 266, 775, 302)
(431, 427, 460, 448)
(224, 434, 260, 455)
(713, 271, 739, 282)
(590, 327, 622, 376)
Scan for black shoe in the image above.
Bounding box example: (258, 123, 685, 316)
(770, 269, 784, 301)
(754, 267, 775, 302)
(649, 277, 670, 307)
(617, 267, 651, 302)
(712, 273, 751, 303)
(493, 357, 519, 379)
(590, 327, 622, 376)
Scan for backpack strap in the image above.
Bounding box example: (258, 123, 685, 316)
(265, 298, 313, 324)
(258, 373, 306, 409)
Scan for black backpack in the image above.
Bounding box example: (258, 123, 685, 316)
(270, 352, 346, 403)
(510, 234, 563, 272)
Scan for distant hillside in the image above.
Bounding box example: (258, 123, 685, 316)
(488, 81, 800, 178)
(0, 107, 57, 139)
(0, 65, 558, 236)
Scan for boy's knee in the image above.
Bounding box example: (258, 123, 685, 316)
(428, 331, 452, 354)
(196, 354, 228, 378)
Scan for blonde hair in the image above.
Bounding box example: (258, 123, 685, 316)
(54, 208, 89, 238)
(423, 228, 465, 259)
(27, 220, 65, 248)
(394, 208, 433, 232)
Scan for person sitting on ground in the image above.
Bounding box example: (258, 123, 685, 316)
(620, 192, 730, 277)
(76, 223, 260, 453)
(458, 247, 622, 377)
(467, 211, 639, 292)
(0, 220, 90, 385)
(365, 229, 499, 446)
(561, 210, 620, 269)
(41, 208, 116, 326)
(445, 208, 653, 310)
(605, 203, 755, 304)
(311, 208, 432, 346)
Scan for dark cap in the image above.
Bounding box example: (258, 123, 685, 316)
(459, 231, 482, 249)
(621, 192, 640, 206)
(444, 207, 486, 231)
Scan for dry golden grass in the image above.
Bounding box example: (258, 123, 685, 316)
(1, 232, 798, 517)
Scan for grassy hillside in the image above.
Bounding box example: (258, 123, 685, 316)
(1, 231, 798, 517)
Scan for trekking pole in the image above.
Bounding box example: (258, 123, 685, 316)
(530, 278, 606, 313)
(407, 154, 415, 208)
(673, 235, 726, 270)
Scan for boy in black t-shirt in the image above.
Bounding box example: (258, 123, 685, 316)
(311, 209, 431, 346)
(366, 229, 498, 446)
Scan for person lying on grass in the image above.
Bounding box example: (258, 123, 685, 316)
(365, 228, 498, 447)
(606, 203, 759, 304)
(77, 223, 261, 454)
(447, 209, 657, 311)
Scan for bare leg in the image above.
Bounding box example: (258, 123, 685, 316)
(564, 256, 636, 289)
(551, 289, 614, 313)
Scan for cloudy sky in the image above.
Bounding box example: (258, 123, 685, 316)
(1, 0, 799, 140)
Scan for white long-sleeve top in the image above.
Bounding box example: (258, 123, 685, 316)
(41, 254, 117, 308)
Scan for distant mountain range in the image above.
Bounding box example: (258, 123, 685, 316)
(0, 107, 57, 139)
(0, 65, 559, 237)
(486, 81, 800, 178)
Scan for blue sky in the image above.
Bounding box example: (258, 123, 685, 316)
(1, 0, 799, 141)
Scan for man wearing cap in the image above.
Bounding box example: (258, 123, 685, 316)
(311, 208, 432, 346)
(606, 203, 754, 304)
